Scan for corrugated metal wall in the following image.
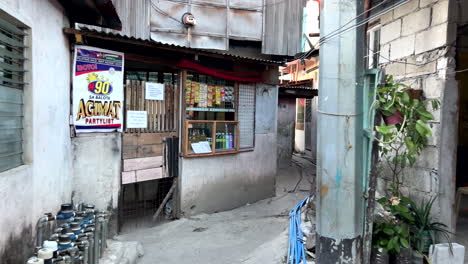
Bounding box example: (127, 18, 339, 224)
(77, 0, 151, 40)
(149, 0, 264, 50)
(262, 0, 306, 56)
(76, 0, 305, 56)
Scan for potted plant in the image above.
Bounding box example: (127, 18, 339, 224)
(410, 196, 453, 263)
(378, 196, 415, 264)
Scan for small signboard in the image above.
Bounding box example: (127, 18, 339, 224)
(191, 141, 212, 154)
(145, 82, 165, 100)
(126, 111, 147, 128)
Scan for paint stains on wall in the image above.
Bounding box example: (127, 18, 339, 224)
(320, 184, 329, 198)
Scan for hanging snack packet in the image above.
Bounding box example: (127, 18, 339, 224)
(186, 80, 192, 105)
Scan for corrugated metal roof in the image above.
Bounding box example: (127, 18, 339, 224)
(66, 27, 284, 65)
(262, 0, 307, 56)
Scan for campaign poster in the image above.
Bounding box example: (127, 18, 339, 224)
(73, 45, 124, 133)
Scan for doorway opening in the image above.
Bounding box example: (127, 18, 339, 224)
(119, 65, 180, 233)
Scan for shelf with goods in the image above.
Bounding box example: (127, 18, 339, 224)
(184, 120, 239, 157)
(185, 77, 236, 115)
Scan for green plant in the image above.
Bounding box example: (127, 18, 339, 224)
(373, 75, 440, 195)
(378, 196, 415, 224)
(372, 196, 413, 254)
(410, 196, 453, 254)
(372, 220, 411, 254)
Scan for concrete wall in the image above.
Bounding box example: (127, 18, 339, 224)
(295, 129, 305, 152)
(71, 133, 121, 233)
(277, 97, 296, 169)
(310, 96, 318, 160)
(0, 0, 72, 262)
(294, 99, 305, 152)
(180, 85, 278, 215)
(375, 0, 458, 230)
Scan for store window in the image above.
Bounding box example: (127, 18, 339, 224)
(0, 16, 27, 172)
(183, 73, 255, 157)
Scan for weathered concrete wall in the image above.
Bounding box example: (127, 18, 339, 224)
(72, 133, 121, 234)
(0, 0, 72, 262)
(295, 129, 305, 152)
(277, 97, 296, 168)
(310, 96, 318, 160)
(180, 85, 278, 215)
(375, 0, 458, 230)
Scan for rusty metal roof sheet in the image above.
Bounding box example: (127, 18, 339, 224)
(64, 27, 284, 65)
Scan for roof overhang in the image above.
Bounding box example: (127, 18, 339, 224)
(58, 0, 122, 30)
(63, 28, 283, 66)
(279, 87, 318, 99)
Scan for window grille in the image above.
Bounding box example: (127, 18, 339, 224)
(238, 83, 255, 149)
(0, 16, 26, 172)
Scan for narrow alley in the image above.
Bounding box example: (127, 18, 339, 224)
(115, 155, 315, 264)
(2, 0, 468, 264)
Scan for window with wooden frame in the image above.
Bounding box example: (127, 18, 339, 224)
(183, 72, 255, 157)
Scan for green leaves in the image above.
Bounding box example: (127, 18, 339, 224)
(416, 108, 434, 121)
(383, 228, 395, 235)
(376, 125, 395, 134)
(415, 120, 432, 137)
(402, 92, 410, 104)
(400, 238, 410, 248)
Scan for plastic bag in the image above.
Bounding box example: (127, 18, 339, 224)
(429, 243, 465, 264)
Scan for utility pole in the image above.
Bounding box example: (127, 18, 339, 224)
(316, 0, 366, 263)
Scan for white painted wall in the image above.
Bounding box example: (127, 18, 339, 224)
(72, 133, 121, 212)
(180, 85, 278, 215)
(295, 129, 305, 153)
(0, 0, 72, 261)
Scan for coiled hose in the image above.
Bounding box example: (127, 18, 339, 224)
(287, 195, 313, 264)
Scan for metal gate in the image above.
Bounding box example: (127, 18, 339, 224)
(119, 73, 180, 232)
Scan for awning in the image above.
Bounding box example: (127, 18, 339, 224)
(176, 59, 263, 83)
(279, 87, 318, 99)
(58, 0, 122, 30)
(63, 28, 283, 66)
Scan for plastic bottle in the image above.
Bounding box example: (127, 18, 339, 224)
(228, 133, 233, 149)
(225, 133, 230, 149)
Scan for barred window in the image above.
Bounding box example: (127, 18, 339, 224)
(238, 83, 255, 149)
(0, 16, 26, 172)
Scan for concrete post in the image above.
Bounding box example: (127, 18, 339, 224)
(316, 0, 366, 263)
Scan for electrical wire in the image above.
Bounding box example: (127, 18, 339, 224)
(295, 0, 394, 62)
(150, 0, 185, 25)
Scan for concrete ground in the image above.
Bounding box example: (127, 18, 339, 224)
(116, 154, 315, 264)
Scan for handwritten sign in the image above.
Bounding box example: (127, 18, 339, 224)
(126, 111, 147, 128)
(191, 141, 212, 154)
(145, 82, 164, 100)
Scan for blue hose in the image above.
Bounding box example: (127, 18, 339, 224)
(288, 195, 313, 264)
